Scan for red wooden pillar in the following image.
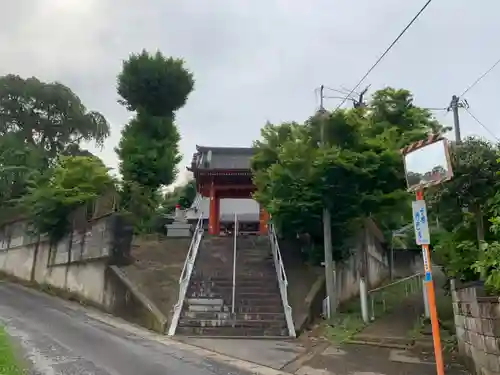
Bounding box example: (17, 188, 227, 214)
(259, 206, 269, 234)
(208, 182, 220, 235)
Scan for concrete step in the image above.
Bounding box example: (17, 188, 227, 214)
(235, 305, 285, 313)
(187, 285, 280, 294)
(190, 277, 279, 286)
(178, 318, 287, 329)
(187, 291, 281, 299)
(181, 311, 286, 321)
(175, 326, 289, 337)
(236, 298, 283, 306)
(192, 271, 276, 278)
(186, 293, 282, 305)
(231, 292, 281, 299)
(187, 304, 229, 312)
(186, 298, 223, 306)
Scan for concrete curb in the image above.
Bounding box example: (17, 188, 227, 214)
(281, 342, 330, 373)
(346, 339, 412, 350)
(84, 309, 295, 375)
(109, 266, 168, 333)
(347, 334, 415, 349)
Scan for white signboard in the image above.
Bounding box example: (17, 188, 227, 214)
(412, 200, 430, 245)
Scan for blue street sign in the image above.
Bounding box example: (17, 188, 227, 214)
(412, 200, 430, 245)
(424, 271, 432, 282)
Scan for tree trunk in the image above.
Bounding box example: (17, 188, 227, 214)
(474, 206, 485, 243)
(30, 235, 41, 282)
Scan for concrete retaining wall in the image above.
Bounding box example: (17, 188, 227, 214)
(0, 215, 117, 306)
(0, 214, 166, 332)
(452, 282, 500, 375)
(391, 249, 424, 279)
(336, 226, 390, 303)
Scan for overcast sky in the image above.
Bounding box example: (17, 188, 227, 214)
(1, 0, 498, 188)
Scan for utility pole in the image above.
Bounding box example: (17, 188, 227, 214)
(449, 95, 465, 145)
(318, 85, 337, 318)
(353, 85, 370, 109)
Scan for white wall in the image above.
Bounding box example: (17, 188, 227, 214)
(220, 198, 259, 215)
(188, 195, 259, 220)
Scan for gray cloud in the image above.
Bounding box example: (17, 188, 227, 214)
(1, 0, 498, 184)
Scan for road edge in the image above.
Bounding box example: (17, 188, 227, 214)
(1, 281, 295, 375)
(85, 309, 294, 375)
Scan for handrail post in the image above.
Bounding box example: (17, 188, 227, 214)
(232, 213, 237, 315)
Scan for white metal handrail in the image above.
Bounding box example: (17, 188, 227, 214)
(167, 212, 204, 336)
(268, 222, 296, 337)
(368, 272, 423, 321)
(231, 214, 238, 314)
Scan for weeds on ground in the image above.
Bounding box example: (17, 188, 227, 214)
(322, 313, 366, 344)
(0, 327, 23, 375)
(406, 291, 458, 354)
(321, 278, 421, 344)
(369, 279, 420, 318)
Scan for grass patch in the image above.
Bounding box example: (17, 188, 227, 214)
(435, 291, 455, 333)
(0, 327, 23, 375)
(322, 313, 366, 344)
(369, 277, 421, 318)
(404, 285, 458, 353)
(320, 277, 422, 344)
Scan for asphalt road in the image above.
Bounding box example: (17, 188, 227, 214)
(0, 282, 251, 375)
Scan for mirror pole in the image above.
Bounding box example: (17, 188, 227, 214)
(415, 189, 445, 375)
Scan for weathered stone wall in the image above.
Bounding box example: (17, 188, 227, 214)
(452, 283, 500, 375)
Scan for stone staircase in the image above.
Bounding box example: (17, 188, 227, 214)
(176, 235, 289, 337)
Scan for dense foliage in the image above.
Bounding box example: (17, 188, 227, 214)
(162, 179, 197, 212)
(20, 156, 115, 241)
(428, 137, 500, 292)
(0, 75, 111, 240)
(0, 75, 109, 161)
(115, 50, 195, 232)
(252, 88, 447, 262)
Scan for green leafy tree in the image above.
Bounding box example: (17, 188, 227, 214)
(117, 50, 194, 116)
(117, 113, 181, 189)
(162, 179, 197, 212)
(0, 134, 45, 207)
(474, 216, 500, 293)
(0, 74, 109, 161)
(427, 137, 499, 242)
(0, 74, 110, 224)
(428, 137, 500, 281)
(20, 156, 115, 241)
(252, 88, 447, 262)
(115, 50, 195, 231)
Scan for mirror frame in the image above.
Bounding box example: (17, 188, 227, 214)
(400, 135, 453, 192)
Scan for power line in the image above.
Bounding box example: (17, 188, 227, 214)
(424, 107, 448, 111)
(460, 57, 500, 97)
(324, 86, 359, 98)
(464, 107, 499, 142)
(333, 0, 434, 111)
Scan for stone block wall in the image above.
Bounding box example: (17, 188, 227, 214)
(452, 283, 500, 375)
